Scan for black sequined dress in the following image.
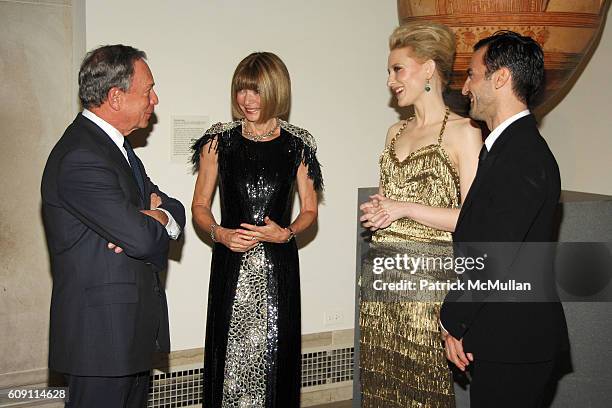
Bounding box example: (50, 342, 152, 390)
(192, 120, 323, 408)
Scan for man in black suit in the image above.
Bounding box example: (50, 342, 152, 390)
(41, 45, 185, 407)
(440, 32, 569, 407)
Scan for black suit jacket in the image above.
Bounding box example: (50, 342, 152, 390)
(42, 113, 185, 376)
(440, 114, 569, 363)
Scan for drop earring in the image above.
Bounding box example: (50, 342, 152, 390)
(425, 78, 431, 92)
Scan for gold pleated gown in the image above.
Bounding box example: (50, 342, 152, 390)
(360, 122, 460, 407)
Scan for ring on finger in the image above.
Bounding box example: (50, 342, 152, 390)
(251, 235, 257, 241)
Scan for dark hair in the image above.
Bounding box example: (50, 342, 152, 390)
(78, 45, 147, 109)
(474, 31, 544, 105)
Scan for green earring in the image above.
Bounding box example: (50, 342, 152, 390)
(425, 79, 431, 92)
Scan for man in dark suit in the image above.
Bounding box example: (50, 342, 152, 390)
(41, 45, 185, 407)
(440, 32, 569, 407)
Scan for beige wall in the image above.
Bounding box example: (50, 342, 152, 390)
(540, 5, 612, 196)
(0, 0, 80, 379)
(85, 0, 399, 350)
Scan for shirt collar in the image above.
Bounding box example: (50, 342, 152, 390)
(484, 109, 530, 151)
(82, 109, 126, 151)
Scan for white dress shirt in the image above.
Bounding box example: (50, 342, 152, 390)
(484, 109, 530, 152)
(82, 109, 181, 239)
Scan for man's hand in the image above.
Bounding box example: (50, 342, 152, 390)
(150, 193, 162, 209)
(107, 242, 123, 254)
(442, 330, 474, 371)
(107, 194, 166, 254)
(140, 209, 169, 226)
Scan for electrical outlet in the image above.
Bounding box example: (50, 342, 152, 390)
(324, 310, 344, 326)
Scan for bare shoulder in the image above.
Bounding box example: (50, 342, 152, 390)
(440, 114, 482, 165)
(385, 120, 405, 146)
(443, 114, 482, 149)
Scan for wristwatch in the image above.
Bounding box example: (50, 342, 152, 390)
(286, 226, 295, 242)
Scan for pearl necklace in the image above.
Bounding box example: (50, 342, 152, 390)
(241, 118, 279, 142)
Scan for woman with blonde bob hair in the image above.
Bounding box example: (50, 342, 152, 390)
(360, 22, 482, 406)
(192, 52, 322, 407)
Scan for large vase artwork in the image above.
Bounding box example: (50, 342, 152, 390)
(397, 0, 611, 114)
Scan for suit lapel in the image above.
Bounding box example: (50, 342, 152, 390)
(77, 114, 145, 206)
(133, 155, 150, 204)
(456, 153, 498, 228)
(456, 114, 535, 229)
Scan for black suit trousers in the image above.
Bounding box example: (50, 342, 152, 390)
(64, 371, 150, 408)
(470, 360, 554, 408)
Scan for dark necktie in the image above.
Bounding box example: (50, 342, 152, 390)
(123, 138, 145, 197)
(479, 144, 489, 162)
(466, 144, 492, 199)
(472, 144, 492, 183)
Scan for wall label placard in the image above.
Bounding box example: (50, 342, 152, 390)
(172, 115, 209, 163)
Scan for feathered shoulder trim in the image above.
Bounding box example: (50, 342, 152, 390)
(190, 121, 240, 171)
(204, 121, 241, 136)
(278, 119, 317, 151)
(279, 120, 323, 191)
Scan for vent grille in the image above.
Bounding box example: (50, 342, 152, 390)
(301, 347, 354, 388)
(148, 368, 203, 407)
(147, 347, 354, 407)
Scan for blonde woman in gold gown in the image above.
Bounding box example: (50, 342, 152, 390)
(359, 22, 482, 407)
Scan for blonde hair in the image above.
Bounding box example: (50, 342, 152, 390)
(231, 52, 291, 122)
(389, 22, 456, 88)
